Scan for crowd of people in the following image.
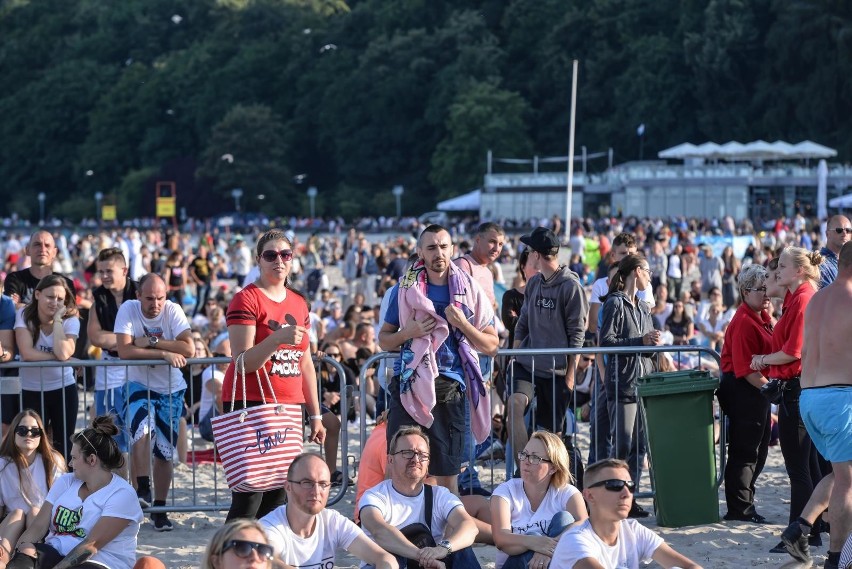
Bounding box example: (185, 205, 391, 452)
(0, 211, 848, 567)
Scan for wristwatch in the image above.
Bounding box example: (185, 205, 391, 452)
(148, 336, 159, 348)
(438, 539, 452, 555)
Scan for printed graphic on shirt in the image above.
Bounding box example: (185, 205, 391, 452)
(512, 519, 549, 536)
(291, 556, 335, 568)
(53, 505, 86, 538)
(535, 297, 556, 309)
(143, 325, 164, 338)
(270, 349, 305, 376)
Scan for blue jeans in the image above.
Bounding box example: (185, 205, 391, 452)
(501, 511, 575, 569)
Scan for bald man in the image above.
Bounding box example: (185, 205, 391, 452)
(819, 215, 852, 289)
(261, 452, 397, 569)
(115, 273, 194, 532)
(3, 229, 75, 307)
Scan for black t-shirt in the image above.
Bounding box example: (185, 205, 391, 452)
(3, 269, 76, 306)
(92, 279, 138, 356)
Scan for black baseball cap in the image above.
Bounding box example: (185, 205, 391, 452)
(520, 227, 560, 254)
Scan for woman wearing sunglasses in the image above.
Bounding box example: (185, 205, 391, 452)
(716, 264, 773, 524)
(201, 519, 274, 569)
(491, 430, 588, 569)
(5, 415, 143, 569)
(0, 411, 65, 567)
(222, 229, 325, 521)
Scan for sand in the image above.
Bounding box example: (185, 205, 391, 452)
(136, 422, 824, 569)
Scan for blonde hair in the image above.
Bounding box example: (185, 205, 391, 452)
(201, 519, 270, 569)
(781, 246, 823, 283)
(529, 430, 574, 488)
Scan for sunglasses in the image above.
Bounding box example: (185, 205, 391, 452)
(588, 478, 636, 493)
(746, 287, 767, 293)
(832, 227, 852, 235)
(582, 357, 595, 362)
(326, 353, 342, 359)
(222, 539, 274, 560)
(260, 250, 293, 263)
(15, 426, 43, 438)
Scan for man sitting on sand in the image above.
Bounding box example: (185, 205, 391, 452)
(360, 426, 481, 569)
(551, 459, 703, 569)
(260, 453, 397, 569)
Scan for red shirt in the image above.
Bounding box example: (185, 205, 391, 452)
(720, 302, 773, 378)
(770, 283, 816, 381)
(223, 284, 311, 403)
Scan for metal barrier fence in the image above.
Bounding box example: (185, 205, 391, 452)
(0, 345, 723, 513)
(357, 345, 726, 500)
(0, 354, 351, 512)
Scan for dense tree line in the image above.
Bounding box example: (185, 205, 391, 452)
(0, 0, 849, 221)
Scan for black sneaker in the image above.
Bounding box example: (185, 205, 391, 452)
(808, 532, 822, 548)
(780, 520, 811, 563)
(769, 541, 787, 554)
(628, 501, 650, 518)
(137, 488, 152, 509)
(824, 558, 839, 569)
(152, 513, 173, 532)
(331, 470, 353, 487)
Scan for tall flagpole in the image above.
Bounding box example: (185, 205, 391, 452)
(564, 59, 579, 243)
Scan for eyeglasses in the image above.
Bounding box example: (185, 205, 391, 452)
(746, 287, 767, 293)
(588, 478, 636, 493)
(15, 426, 42, 438)
(831, 227, 852, 235)
(638, 267, 652, 275)
(260, 250, 294, 263)
(392, 449, 430, 462)
(517, 451, 551, 465)
(290, 479, 332, 490)
(326, 353, 342, 359)
(221, 539, 274, 560)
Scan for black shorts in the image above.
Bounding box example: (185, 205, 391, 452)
(508, 364, 570, 433)
(387, 374, 465, 477)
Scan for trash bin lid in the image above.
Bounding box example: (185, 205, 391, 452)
(637, 370, 719, 397)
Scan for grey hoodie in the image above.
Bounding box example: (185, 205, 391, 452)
(599, 290, 656, 402)
(514, 265, 588, 377)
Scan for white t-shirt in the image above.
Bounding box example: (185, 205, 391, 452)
(113, 300, 190, 394)
(44, 473, 143, 569)
(590, 278, 654, 306)
(261, 505, 363, 567)
(0, 454, 63, 512)
(492, 479, 580, 569)
(552, 518, 664, 569)
(359, 480, 462, 559)
(199, 366, 223, 419)
(14, 309, 79, 391)
(95, 350, 126, 391)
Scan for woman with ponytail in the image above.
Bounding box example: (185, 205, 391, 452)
(6, 415, 143, 569)
(599, 254, 662, 517)
(752, 246, 827, 546)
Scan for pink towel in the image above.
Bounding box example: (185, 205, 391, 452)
(397, 260, 494, 443)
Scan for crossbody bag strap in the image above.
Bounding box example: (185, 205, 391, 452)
(424, 483, 433, 532)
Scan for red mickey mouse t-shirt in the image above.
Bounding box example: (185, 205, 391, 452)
(223, 284, 311, 404)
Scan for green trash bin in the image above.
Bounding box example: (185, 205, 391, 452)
(637, 369, 720, 527)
